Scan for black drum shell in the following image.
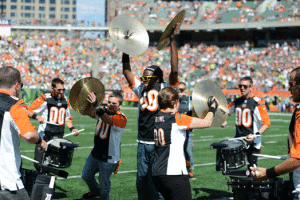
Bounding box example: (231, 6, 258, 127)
(216, 140, 246, 171)
(43, 138, 77, 168)
(228, 177, 290, 200)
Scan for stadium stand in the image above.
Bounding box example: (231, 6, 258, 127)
(0, 34, 296, 94)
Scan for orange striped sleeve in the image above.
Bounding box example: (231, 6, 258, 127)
(290, 110, 300, 159)
(258, 100, 271, 126)
(112, 112, 127, 128)
(28, 94, 46, 112)
(129, 74, 139, 89)
(11, 99, 35, 136)
(175, 112, 193, 130)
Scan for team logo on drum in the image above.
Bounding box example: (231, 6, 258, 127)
(242, 104, 246, 107)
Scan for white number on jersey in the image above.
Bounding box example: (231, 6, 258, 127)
(95, 119, 110, 139)
(154, 128, 166, 146)
(49, 107, 66, 125)
(140, 90, 159, 111)
(235, 107, 252, 127)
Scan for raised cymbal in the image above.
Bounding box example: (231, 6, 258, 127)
(192, 80, 228, 127)
(109, 15, 149, 56)
(69, 77, 105, 115)
(157, 10, 185, 51)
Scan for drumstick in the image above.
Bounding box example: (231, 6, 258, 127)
(45, 121, 60, 126)
(227, 135, 259, 141)
(63, 129, 85, 138)
(253, 153, 287, 160)
(21, 155, 39, 163)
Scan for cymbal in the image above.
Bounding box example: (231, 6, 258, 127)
(192, 80, 228, 127)
(157, 10, 185, 51)
(69, 77, 105, 115)
(109, 15, 149, 56)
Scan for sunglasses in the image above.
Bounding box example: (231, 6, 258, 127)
(238, 84, 251, 89)
(55, 88, 66, 92)
(289, 81, 300, 88)
(140, 76, 157, 82)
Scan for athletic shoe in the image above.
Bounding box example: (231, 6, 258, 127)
(82, 192, 99, 199)
(188, 171, 196, 180)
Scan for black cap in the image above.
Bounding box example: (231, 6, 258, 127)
(145, 65, 164, 83)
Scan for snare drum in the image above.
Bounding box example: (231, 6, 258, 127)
(216, 140, 246, 171)
(43, 138, 79, 168)
(228, 177, 289, 200)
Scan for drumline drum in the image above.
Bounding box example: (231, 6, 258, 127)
(216, 140, 246, 171)
(228, 177, 290, 200)
(43, 138, 79, 168)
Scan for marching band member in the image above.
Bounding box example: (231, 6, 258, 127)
(0, 67, 46, 200)
(228, 76, 271, 169)
(152, 87, 218, 200)
(122, 23, 180, 200)
(251, 67, 300, 200)
(27, 78, 79, 170)
(81, 92, 127, 200)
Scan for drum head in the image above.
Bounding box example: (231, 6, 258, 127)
(50, 138, 72, 148)
(220, 140, 244, 151)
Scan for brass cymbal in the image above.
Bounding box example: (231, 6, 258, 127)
(192, 80, 228, 127)
(157, 10, 185, 51)
(109, 15, 149, 56)
(69, 77, 105, 115)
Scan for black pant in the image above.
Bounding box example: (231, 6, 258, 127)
(246, 142, 260, 169)
(0, 188, 30, 200)
(34, 144, 45, 171)
(152, 175, 192, 200)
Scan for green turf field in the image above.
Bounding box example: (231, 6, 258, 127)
(19, 110, 292, 200)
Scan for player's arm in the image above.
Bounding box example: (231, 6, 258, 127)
(246, 100, 271, 142)
(65, 121, 79, 136)
(28, 95, 47, 123)
(250, 158, 300, 181)
(86, 92, 113, 126)
(190, 98, 218, 129)
(169, 23, 180, 87)
(179, 97, 218, 129)
(11, 101, 46, 150)
(27, 110, 45, 124)
(122, 53, 134, 87)
(257, 100, 271, 135)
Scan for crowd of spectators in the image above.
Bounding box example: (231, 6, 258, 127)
(0, 34, 298, 93)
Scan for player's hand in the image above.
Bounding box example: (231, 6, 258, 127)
(221, 120, 227, 128)
(72, 129, 80, 136)
(209, 96, 219, 109)
(170, 22, 181, 39)
(245, 134, 255, 142)
(87, 92, 97, 107)
(250, 166, 268, 181)
(38, 139, 47, 152)
(37, 116, 45, 124)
